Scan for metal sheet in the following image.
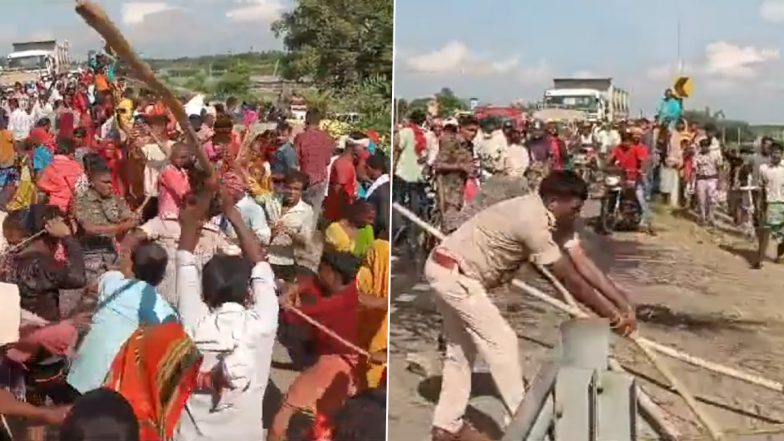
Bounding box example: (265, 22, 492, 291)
(596, 371, 637, 441)
(554, 367, 597, 441)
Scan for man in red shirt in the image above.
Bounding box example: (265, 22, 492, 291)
(270, 251, 362, 441)
(294, 109, 336, 229)
(324, 140, 360, 222)
(608, 132, 655, 234)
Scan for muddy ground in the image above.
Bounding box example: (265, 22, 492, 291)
(389, 201, 784, 441)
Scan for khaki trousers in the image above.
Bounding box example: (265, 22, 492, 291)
(424, 256, 524, 433)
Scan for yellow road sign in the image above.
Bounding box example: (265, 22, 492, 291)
(673, 76, 693, 98)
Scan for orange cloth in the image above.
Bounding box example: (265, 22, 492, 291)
(104, 322, 202, 441)
(95, 73, 109, 92)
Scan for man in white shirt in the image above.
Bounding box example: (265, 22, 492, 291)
(755, 142, 784, 269)
(8, 99, 35, 141)
(594, 121, 621, 156)
(176, 192, 278, 441)
(267, 171, 314, 281)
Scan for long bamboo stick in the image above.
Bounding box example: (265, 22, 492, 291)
(74, 1, 212, 181)
(393, 202, 682, 439)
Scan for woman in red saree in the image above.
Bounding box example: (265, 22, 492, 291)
(104, 322, 202, 441)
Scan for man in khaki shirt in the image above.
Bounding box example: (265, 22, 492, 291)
(425, 170, 637, 441)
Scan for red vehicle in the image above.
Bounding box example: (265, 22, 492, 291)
(473, 106, 527, 128)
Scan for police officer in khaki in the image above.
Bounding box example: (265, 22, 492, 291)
(426, 170, 637, 441)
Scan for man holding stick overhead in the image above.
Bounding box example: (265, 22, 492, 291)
(425, 170, 637, 441)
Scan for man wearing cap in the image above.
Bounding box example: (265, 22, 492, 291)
(433, 116, 479, 234)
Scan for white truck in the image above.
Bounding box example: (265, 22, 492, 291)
(3, 40, 71, 83)
(540, 78, 629, 123)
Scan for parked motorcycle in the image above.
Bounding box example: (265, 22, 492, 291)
(598, 170, 642, 233)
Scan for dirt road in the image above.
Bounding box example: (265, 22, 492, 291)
(389, 204, 784, 440)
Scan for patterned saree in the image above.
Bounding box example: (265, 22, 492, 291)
(104, 322, 202, 441)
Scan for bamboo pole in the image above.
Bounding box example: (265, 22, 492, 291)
(392, 202, 682, 439)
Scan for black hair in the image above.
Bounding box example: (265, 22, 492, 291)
(276, 121, 292, 134)
(704, 123, 717, 133)
(366, 151, 389, 174)
(123, 88, 134, 98)
(538, 170, 589, 202)
(305, 109, 322, 125)
(83, 153, 108, 176)
(459, 115, 479, 127)
(35, 118, 50, 128)
(131, 240, 168, 286)
(284, 169, 309, 189)
(762, 136, 774, 144)
(331, 389, 387, 441)
(320, 251, 361, 285)
(74, 127, 87, 138)
(25, 204, 60, 236)
(56, 137, 76, 155)
(59, 388, 139, 441)
(408, 109, 426, 125)
(201, 255, 253, 309)
(771, 142, 784, 152)
(3, 209, 27, 234)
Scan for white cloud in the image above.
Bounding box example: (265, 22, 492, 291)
(704, 41, 779, 78)
(405, 41, 470, 74)
(121, 2, 175, 25)
(760, 0, 784, 23)
(489, 57, 520, 74)
(647, 64, 674, 81)
(405, 41, 529, 77)
(517, 60, 551, 84)
(226, 0, 284, 23)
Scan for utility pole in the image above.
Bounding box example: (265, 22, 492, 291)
(677, 19, 684, 75)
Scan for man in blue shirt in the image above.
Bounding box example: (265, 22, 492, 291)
(656, 88, 683, 127)
(67, 241, 177, 394)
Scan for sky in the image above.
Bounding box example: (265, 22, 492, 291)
(0, 0, 288, 59)
(394, 0, 784, 124)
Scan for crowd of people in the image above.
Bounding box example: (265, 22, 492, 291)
(393, 88, 784, 270)
(0, 50, 390, 441)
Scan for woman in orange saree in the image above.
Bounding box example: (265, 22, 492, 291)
(104, 322, 202, 441)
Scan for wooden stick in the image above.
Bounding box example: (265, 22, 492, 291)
(4, 230, 46, 255)
(632, 336, 724, 440)
(393, 202, 682, 440)
(283, 304, 372, 359)
(135, 195, 152, 214)
(535, 266, 723, 438)
(74, 1, 211, 180)
(392, 202, 783, 393)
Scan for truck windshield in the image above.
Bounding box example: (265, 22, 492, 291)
(544, 95, 598, 112)
(7, 55, 46, 71)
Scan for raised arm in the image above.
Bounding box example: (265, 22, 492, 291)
(176, 193, 211, 331)
(222, 190, 278, 330)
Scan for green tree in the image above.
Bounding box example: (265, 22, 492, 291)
(435, 87, 467, 117)
(215, 63, 251, 97)
(183, 70, 208, 91)
(272, 0, 393, 90)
